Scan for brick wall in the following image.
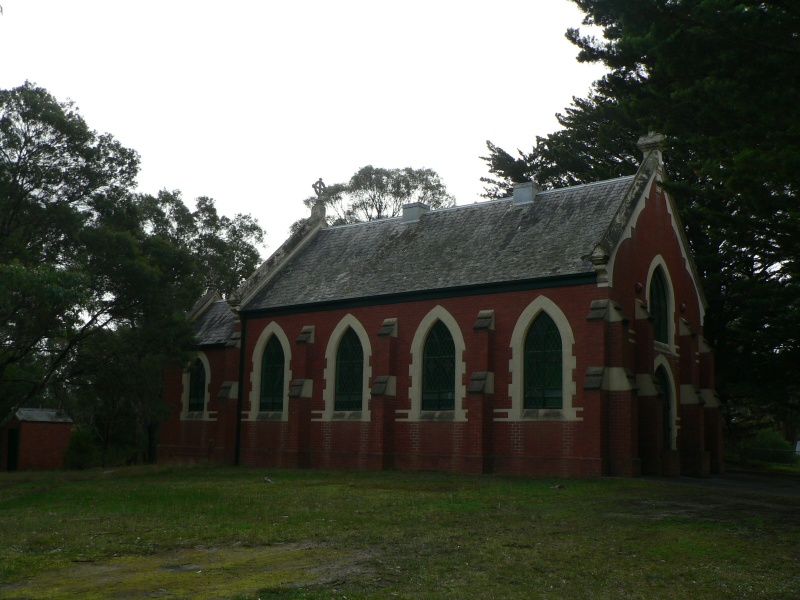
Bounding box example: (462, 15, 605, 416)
(2, 421, 74, 471)
(158, 180, 721, 478)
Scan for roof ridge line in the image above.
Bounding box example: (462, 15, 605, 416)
(324, 198, 515, 231)
(536, 175, 636, 196)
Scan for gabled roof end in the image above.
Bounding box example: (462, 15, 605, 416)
(186, 290, 221, 321)
(235, 213, 327, 309)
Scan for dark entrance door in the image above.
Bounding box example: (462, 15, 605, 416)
(655, 367, 672, 451)
(7, 428, 19, 471)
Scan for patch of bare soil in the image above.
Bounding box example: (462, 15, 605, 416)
(609, 477, 800, 530)
(0, 544, 375, 599)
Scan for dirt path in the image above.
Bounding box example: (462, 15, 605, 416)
(665, 469, 800, 499)
(0, 544, 374, 599)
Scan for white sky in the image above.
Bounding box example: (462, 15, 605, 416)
(0, 0, 606, 251)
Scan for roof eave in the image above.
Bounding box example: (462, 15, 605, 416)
(239, 271, 597, 319)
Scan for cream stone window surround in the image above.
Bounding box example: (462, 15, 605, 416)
(247, 322, 292, 421)
(398, 305, 467, 423)
(646, 255, 677, 354)
(315, 314, 372, 422)
(498, 295, 580, 422)
(654, 354, 679, 450)
(181, 351, 215, 421)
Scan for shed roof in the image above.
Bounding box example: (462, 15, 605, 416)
(243, 175, 637, 312)
(193, 300, 236, 346)
(15, 408, 73, 423)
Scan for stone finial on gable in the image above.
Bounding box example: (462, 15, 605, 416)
(637, 132, 666, 162)
(311, 178, 327, 222)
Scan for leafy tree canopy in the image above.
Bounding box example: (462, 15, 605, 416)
(0, 83, 265, 449)
(137, 190, 265, 299)
(299, 165, 455, 229)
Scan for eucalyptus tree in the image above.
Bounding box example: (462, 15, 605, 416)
(302, 165, 456, 227)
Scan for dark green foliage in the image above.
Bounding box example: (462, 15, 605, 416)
(0, 82, 142, 423)
(482, 1, 800, 436)
(63, 427, 98, 470)
(744, 428, 799, 465)
(136, 191, 265, 299)
(0, 83, 264, 459)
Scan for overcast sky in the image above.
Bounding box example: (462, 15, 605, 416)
(0, 0, 606, 251)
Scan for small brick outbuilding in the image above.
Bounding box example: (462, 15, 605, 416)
(1, 408, 74, 471)
(159, 135, 722, 478)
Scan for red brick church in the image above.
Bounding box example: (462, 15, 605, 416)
(159, 135, 722, 477)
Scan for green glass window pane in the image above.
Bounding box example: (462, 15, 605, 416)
(422, 321, 455, 411)
(260, 336, 284, 412)
(524, 313, 562, 409)
(335, 328, 363, 411)
(188, 359, 206, 412)
(650, 268, 669, 343)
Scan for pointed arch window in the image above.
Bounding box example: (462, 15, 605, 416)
(524, 313, 562, 409)
(422, 320, 456, 411)
(650, 267, 669, 344)
(260, 336, 285, 412)
(335, 327, 364, 411)
(188, 358, 206, 412)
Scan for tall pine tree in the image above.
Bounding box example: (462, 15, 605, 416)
(482, 1, 800, 437)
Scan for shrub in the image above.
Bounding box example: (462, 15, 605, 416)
(63, 427, 99, 469)
(747, 428, 799, 464)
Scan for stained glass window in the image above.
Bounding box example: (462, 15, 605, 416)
(524, 313, 562, 409)
(335, 328, 363, 411)
(188, 358, 206, 412)
(422, 321, 456, 411)
(650, 267, 669, 343)
(260, 336, 284, 412)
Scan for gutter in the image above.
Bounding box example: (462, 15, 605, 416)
(241, 272, 597, 319)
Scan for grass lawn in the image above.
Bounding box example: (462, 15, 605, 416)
(1, 466, 798, 599)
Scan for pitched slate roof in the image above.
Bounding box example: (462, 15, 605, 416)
(15, 408, 73, 423)
(193, 300, 236, 346)
(243, 175, 639, 313)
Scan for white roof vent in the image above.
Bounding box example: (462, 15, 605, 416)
(402, 202, 430, 223)
(512, 181, 540, 204)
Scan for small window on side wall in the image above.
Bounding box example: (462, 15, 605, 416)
(422, 320, 456, 411)
(188, 358, 206, 412)
(524, 312, 562, 409)
(260, 336, 284, 412)
(650, 267, 669, 344)
(335, 327, 363, 411)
